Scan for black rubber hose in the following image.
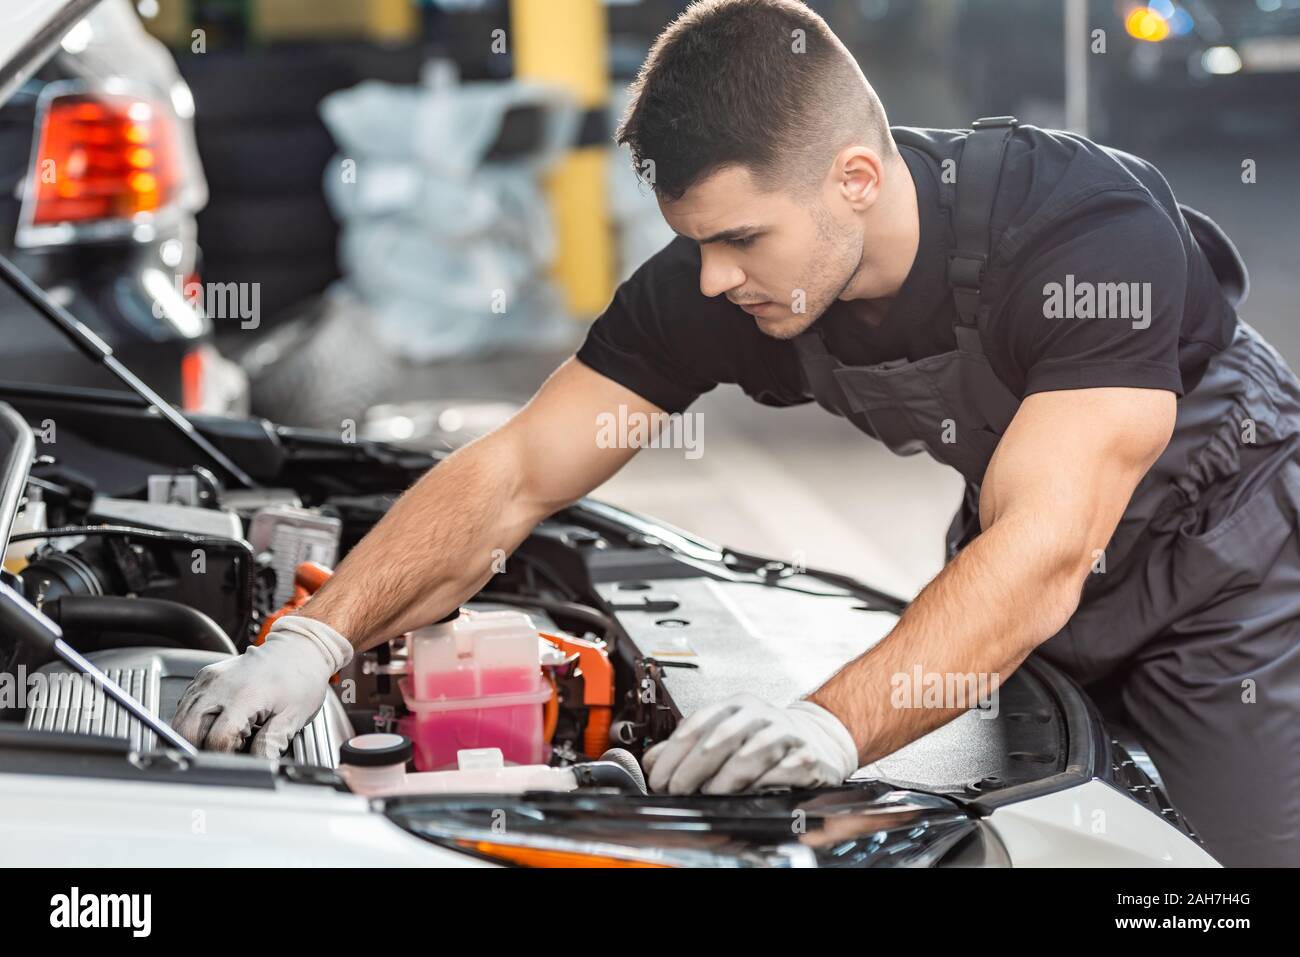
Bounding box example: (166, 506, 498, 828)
(472, 592, 616, 638)
(598, 748, 648, 794)
(571, 760, 647, 794)
(43, 596, 237, 655)
(11, 525, 257, 645)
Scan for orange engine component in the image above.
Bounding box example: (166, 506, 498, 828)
(255, 561, 337, 681)
(540, 630, 614, 758)
(255, 561, 333, 639)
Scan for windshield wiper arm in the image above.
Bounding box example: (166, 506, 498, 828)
(0, 253, 256, 488)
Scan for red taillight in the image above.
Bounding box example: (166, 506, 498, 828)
(30, 93, 179, 226)
(181, 348, 205, 412)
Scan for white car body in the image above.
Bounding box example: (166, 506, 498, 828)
(0, 750, 1217, 867)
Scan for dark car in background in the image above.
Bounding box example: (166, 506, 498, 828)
(957, 0, 1300, 145)
(0, 0, 246, 414)
(1094, 0, 1300, 143)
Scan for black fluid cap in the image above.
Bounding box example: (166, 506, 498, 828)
(339, 733, 412, 768)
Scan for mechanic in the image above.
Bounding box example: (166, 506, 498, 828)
(175, 0, 1300, 867)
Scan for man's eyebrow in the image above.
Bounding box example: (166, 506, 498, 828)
(673, 225, 765, 245)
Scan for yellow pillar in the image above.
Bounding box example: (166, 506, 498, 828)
(509, 0, 614, 318)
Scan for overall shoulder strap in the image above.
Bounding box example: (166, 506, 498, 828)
(948, 116, 1018, 332)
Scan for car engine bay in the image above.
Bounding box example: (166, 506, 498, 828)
(0, 427, 1070, 799)
(0, 392, 1201, 865)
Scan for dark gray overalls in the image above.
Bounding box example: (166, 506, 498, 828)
(794, 117, 1300, 866)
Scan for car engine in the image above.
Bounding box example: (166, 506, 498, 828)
(0, 448, 1085, 811)
(1, 463, 652, 773)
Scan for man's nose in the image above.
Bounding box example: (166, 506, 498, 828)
(698, 248, 745, 299)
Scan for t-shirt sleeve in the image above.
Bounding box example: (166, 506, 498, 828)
(575, 240, 721, 414)
(996, 194, 1188, 398)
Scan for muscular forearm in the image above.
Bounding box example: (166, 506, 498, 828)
(297, 434, 544, 651)
(807, 509, 1089, 765)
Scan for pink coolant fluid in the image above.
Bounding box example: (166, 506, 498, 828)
(417, 664, 539, 700)
(417, 665, 477, 700)
(403, 609, 550, 770)
(477, 665, 540, 696)
(401, 679, 551, 770)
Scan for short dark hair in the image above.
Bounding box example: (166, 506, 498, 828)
(616, 0, 894, 202)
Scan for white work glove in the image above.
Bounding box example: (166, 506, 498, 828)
(642, 692, 859, 795)
(173, 615, 353, 758)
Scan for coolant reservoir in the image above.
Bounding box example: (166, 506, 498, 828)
(401, 609, 551, 770)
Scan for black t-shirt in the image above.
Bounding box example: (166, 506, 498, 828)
(576, 124, 1238, 416)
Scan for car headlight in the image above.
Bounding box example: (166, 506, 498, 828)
(384, 782, 987, 868)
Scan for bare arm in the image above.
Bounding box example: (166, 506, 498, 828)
(807, 386, 1176, 764)
(297, 357, 663, 650)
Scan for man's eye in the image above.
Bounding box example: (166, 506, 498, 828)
(727, 236, 756, 249)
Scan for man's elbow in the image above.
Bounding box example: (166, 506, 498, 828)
(1003, 515, 1099, 656)
(1042, 559, 1090, 642)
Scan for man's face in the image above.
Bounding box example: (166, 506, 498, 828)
(658, 164, 865, 339)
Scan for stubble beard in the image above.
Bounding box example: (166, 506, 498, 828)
(756, 214, 865, 341)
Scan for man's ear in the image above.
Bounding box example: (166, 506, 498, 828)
(834, 146, 885, 210)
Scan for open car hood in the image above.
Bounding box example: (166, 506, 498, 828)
(0, 0, 101, 107)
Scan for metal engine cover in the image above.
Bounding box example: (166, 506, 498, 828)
(23, 647, 352, 767)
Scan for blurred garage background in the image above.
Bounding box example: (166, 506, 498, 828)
(2, 0, 1297, 599)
